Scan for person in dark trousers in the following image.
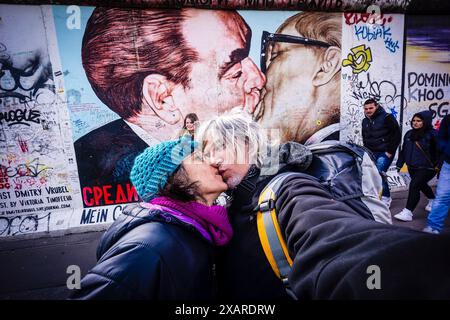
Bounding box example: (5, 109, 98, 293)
(394, 111, 439, 222)
(69, 137, 232, 299)
(196, 111, 450, 299)
(362, 98, 401, 208)
(424, 114, 450, 234)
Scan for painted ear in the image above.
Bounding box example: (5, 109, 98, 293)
(312, 46, 341, 87)
(142, 74, 182, 125)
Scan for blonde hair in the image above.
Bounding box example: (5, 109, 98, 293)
(195, 111, 275, 168)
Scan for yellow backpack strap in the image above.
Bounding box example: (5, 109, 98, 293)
(256, 172, 294, 285)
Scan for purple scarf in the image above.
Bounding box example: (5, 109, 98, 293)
(147, 196, 233, 246)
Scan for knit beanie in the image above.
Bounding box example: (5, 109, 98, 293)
(130, 136, 197, 201)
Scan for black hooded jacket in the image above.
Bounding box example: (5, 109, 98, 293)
(362, 106, 401, 154)
(396, 111, 439, 170)
(217, 142, 450, 299)
(69, 203, 216, 300)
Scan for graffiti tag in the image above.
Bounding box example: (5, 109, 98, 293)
(0, 108, 41, 126)
(342, 45, 373, 74)
(0, 158, 53, 179)
(344, 12, 393, 26)
(0, 212, 51, 236)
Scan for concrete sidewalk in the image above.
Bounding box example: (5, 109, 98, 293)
(0, 189, 449, 300)
(390, 188, 450, 233)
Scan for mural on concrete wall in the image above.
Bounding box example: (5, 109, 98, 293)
(69, 7, 270, 209)
(0, 5, 81, 236)
(6, 5, 337, 236)
(404, 15, 450, 132)
(340, 12, 406, 188)
(1, 4, 442, 238)
(254, 12, 342, 145)
(63, 8, 344, 212)
(0, 0, 417, 13)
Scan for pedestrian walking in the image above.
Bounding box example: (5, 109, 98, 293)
(423, 114, 450, 234)
(362, 99, 402, 208)
(394, 111, 439, 222)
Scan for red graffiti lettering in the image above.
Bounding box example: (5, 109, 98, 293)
(82, 183, 139, 207)
(344, 12, 393, 26)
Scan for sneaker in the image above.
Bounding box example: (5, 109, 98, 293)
(394, 208, 413, 222)
(382, 196, 392, 208)
(422, 226, 440, 234)
(425, 199, 434, 212)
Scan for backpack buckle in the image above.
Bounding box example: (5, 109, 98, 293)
(258, 199, 275, 212)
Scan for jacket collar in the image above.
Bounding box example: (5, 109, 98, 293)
(229, 165, 260, 208)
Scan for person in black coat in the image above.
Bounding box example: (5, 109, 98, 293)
(424, 114, 450, 234)
(362, 99, 402, 208)
(394, 111, 439, 222)
(70, 137, 232, 300)
(196, 111, 450, 300)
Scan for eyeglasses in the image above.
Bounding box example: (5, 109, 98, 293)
(260, 30, 331, 74)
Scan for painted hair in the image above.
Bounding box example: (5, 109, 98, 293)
(82, 8, 199, 119)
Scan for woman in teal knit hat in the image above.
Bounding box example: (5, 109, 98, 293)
(70, 136, 231, 300)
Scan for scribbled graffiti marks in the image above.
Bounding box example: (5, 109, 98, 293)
(350, 73, 405, 108)
(354, 25, 400, 53)
(344, 12, 394, 26)
(0, 212, 51, 236)
(31, 137, 59, 157)
(342, 103, 364, 145)
(344, 102, 364, 128)
(354, 25, 392, 42)
(0, 108, 41, 127)
(0, 158, 53, 179)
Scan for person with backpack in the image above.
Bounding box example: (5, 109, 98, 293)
(423, 114, 450, 234)
(70, 136, 232, 299)
(195, 111, 450, 299)
(394, 111, 439, 222)
(362, 99, 402, 208)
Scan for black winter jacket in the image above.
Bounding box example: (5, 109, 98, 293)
(69, 203, 216, 300)
(277, 174, 450, 299)
(362, 106, 401, 155)
(396, 111, 439, 170)
(217, 143, 450, 299)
